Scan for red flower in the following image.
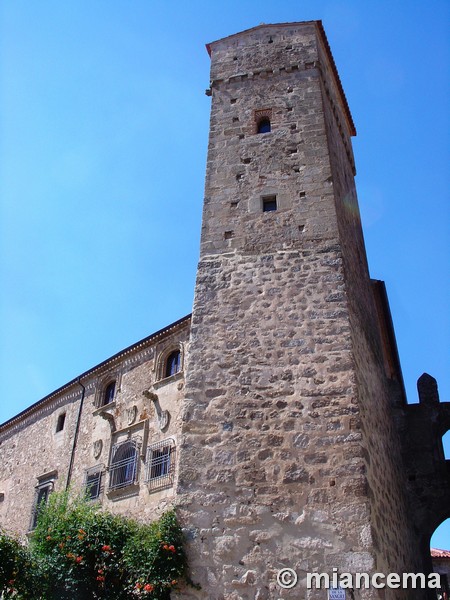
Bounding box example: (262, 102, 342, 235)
(75, 556, 83, 563)
(97, 569, 104, 574)
(96, 575, 105, 582)
(162, 544, 169, 551)
(143, 583, 154, 592)
(135, 582, 143, 589)
(168, 544, 176, 553)
(101, 544, 111, 552)
(171, 579, 177, 585)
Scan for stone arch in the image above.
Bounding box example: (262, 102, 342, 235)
(94, 370, 122, 408)
(429, 519, 450, 599)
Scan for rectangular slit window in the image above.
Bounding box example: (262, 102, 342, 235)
(31, 486, 50, 529)
(262, 196, 277, 212)
(30, 473, 57, 530)
(56, 413, 66, 432)
(85, 469, 103, 500)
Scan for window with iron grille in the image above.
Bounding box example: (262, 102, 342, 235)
(85, 467, 103, 500)
(145, 439, 175, 490)
(109, 439, 139, 490)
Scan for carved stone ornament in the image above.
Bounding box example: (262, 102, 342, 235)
(157, 410, 170, 431)
(93, 439, 103, 459)
(127, 405, 138, 425)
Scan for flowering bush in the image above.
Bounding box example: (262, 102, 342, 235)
(123, 510, 187, 599)
(0, 491, 188, 599)
(0, 529, 45, 599)
(31, 491, 136, 598)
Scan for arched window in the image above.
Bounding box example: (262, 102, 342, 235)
(257, 117, 271, 134)
(109, 440, 138, 490)
(103, 381, 116, 406)
(165, 350, 181, 378)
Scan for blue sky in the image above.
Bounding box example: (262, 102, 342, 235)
(1, 1, 448, 547)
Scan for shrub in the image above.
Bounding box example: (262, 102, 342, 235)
(0, 529, 44, 599)
(0, 491, 188, 599)
(31, 490, 136, 599)
(123, 510, 187, 598)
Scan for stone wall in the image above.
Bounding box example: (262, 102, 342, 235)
(179, 23, 343, 599)
(176, 22, 429, 600)
(400, 375, 450, 575)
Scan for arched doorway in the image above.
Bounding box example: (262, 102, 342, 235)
(430, 520, 450, 599)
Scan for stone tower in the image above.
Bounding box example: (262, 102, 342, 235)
(177, 22, 425, 599)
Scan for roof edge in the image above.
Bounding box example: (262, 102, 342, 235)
(205, 21, 317, 56)
(0, 314, 192, 432)
(315, 20, 356, 136)
(431, 548, 450, 558)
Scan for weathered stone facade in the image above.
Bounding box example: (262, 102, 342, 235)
(0, 20, 448, 600)
(0, 316, 190, 534)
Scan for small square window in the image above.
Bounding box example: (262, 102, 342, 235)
(262, 196, 277, 212)
(257, 117, 271, 134)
